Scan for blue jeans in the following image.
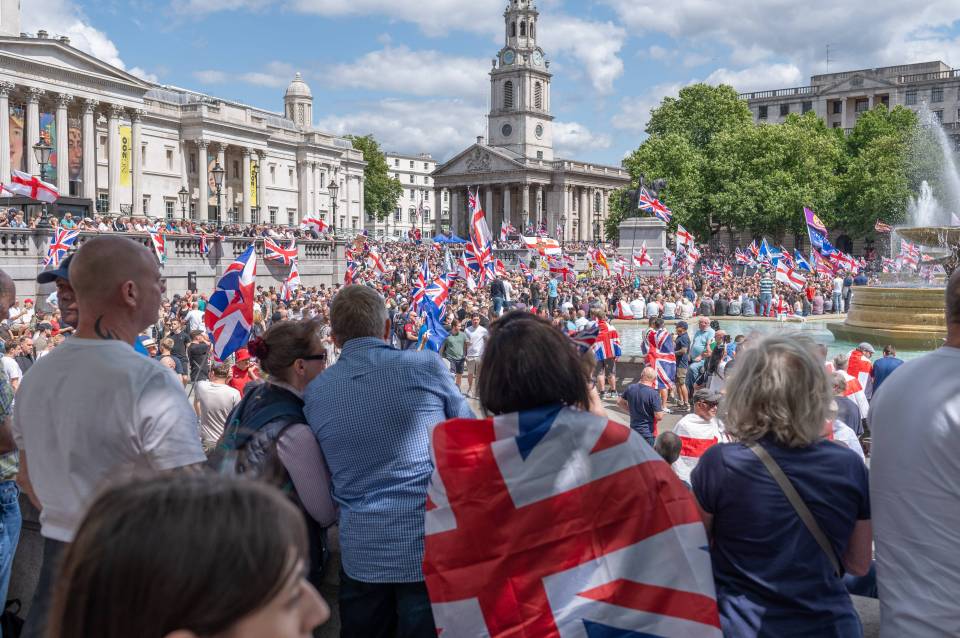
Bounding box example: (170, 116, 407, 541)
(492, 296, 505, 315)
(339, 569, 437, 638)
(833, 292, 842, 313)
(759, 293, 772, 317)
(0, 480, 20, 610)
(843, 562, 878, 599)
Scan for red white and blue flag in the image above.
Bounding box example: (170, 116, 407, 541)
(199, 233, 210, 256)
(149, 230, 166, 264)
(424, 405, 720, 638)
(264, 237, 298, 265)
(643, 328, 677, 390)
(43, 228, 79, 267)
(412, 258, 430, 309)
(735, 248, 754, 266)
(593, 320, 622, 361)
(468, 189, 493, 261)
(281, 261, 301, 303)
(204, 244, 257, 360)
(500, 221, 517, 242)
(425, 273, 450, 316)
(638, 187, 673, 223)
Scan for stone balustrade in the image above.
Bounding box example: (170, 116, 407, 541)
(0, 228, 343, 303)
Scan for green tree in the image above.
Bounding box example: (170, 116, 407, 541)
(346, 134, 403, 222)
(646, 84, 754, 148)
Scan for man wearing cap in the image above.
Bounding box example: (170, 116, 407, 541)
(37, 254, 79, 331)
(9, 298, 34, 327)
(670, 389, 723, 484)
(848, 342, 874, 392)
(228, 348, 260, 396)
(674, 321, 691, 411)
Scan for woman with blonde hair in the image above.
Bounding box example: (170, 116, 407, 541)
(691, 334, 872, 637)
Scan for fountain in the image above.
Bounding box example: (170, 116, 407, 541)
(827, 106, 959, 350)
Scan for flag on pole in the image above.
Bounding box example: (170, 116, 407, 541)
(43, 228, 80, 267)
(204, 245, 257, 360)
(633, 241, 653, 267)
(8, 169, 59, 203)
(637, 187, 673, 223)
(793, 249, 813, 273)
(199, 233, 210, 255)
(301, 217, 329, 235)
(776, 261, 806, 291)
(263, 237, 298, 265)
(676, 225, 694, 250)
(281, 261, 301, 302)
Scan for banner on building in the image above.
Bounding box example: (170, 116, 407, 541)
(8, 105, 24, 172)
(68, 116, 82, 187)
(119, 125, 132, 187)
(250, 159, 259, 208)
(39, 112, 57, 183)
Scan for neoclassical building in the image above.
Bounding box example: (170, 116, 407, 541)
(0, 3, 365, 231)
(432, 0, 630, 241)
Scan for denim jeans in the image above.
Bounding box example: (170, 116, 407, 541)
(833, 292, 842, 313)
(0, 480, 20, 609)
(492, 296, 505, 315)
(339, 569, 437, 638)
(759, 293, 772, 317)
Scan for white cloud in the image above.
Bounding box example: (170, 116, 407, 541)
(193, 70, 229, 84)
(327, 46, 490, 99)
(647, 45, 669, 60)
(705, 63, 803, 92)
(25, 0, 159, 83)
(611, 82, 683, 133)
(129, 67, 160, 83)
(553, 121, 611, 157)
(193, 62, 297, 89)
(539, 16, 626, 94)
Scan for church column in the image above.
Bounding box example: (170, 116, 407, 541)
(451, 190, 462, 237)
(522, 184, 530, 230)
(0, 82, 14, 183)
(256, 151, 266, 223)
(196, 140, 208, 220)
(82, 100, 97, 201)
(297, 161, 309, 222)
(485, 187, 494, 234)
(131, 109, 143, 215)
(503, 186, 512, 226)
(241, 148, 252, 224)
(55, 94, 71, 191)
(26, 88, 41, 177)
(107, 105, 123, 214)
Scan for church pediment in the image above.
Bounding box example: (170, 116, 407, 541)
(434, 144, 525, 178)
(0, 36, 150, 90)
(819, 74, 898, 94)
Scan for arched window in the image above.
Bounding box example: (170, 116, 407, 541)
(534, 82, 543, 109)
(504, 81, 514, 109)
(530, 21, 535, 39)
(520, 21, 526, 37)
(511, 22, 516, 37)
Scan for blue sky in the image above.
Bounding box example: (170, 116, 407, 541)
(30, 0, 960, 166)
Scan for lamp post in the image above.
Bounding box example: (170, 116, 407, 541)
(559, 214, 566, 248)
(33, 141, 53, 227)
(178, 186, 189, 219)
(211, 161, 225, 230)
(328, 177, 339, 239)
(593, 194, 601, 246)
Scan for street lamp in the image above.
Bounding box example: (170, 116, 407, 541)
(33, 141, 53, 228)
(211, 162, 225, 230)
(178, 186, 189, 219)
(593, 197, 601, 246)
(559, 214, 566, 248)
(328, 177, 340, 239)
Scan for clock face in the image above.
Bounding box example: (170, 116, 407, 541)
(502, 123, 513, 137)
(503, 49, 516, 65)
(535, 124, 544, 138)
(533, 51, 544, 66)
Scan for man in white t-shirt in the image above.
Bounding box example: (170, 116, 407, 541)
(13, 236, 205, 637)
(645, 298, 660, 319)
(195, 362, 241, 452)
(464, 316, 489, 398)
(832, 274, 844, 313)
(185, 301, 205, 333)
(0, 343, 21, 392)
(869, 269, 960, 638)
(670, 389, 723, 483)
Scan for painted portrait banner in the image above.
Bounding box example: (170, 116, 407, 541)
(250, 159, 259, 209)
(119, 124, 131, 187)
(68, 116, 82, 188)
(39, 112, 57, 183)
(8, 105, 24, 173)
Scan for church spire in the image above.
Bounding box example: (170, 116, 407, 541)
(504, 0, 539, 52)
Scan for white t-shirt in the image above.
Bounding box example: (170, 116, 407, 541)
(663, 301, 677, 317)
(869, 347, 960, 637)
(831, 420, 865, 462)
(464, 325, 489, 359)
(630, 298, 646, 318)
(833, 277, 844, 294)
(195, 380, 241, 449)
(186, 309, 205, 333)
(1, 356, 21, 385)
(646, 301, 660, 318)
(12, 338, 206, 542)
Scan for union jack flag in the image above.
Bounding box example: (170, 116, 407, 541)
(204, 244, 257, 360)
(593, 320, 622, 361)
(642, 328, 676, 390)
(425, 273, 450, 316)
(748, 240, 760, 259)
(199, 233, 210, 255)
(518, 261, 534, 282)
(424, 406, 720, 638)
(735, 249, 753, 266)
(412, 258, 430, 309)
(44, 228, 80, 267)
(701, 266, 722, 278)
(344, 248, 357, 285)
(881, 257, 897, 273)
(569, 323, 599, 351)
(723, 263, 733, 278)
(263, 237, 298, 265)
(637, 187, 673, 223)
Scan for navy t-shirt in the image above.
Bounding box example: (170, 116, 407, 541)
(692, 438, 869, 637)
(675, 332, 691, 369)
(870, 356, 904, 394)
(621, 383, 661, 440)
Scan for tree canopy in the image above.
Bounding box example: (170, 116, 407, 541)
(346, 134, 403, 222)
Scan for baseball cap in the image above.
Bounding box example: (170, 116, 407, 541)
(235, 347, 251, 362)
(142, 338, 157, 348)
(676, 321, 688, 329)
(693, 388, 722, 405)
(37, 254, 73, 284)
(857, 342, 875, 354)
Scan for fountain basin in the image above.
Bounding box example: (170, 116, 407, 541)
(827, 286, 945, 350)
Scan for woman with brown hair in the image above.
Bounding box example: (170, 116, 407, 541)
(47, 475, 330, 638)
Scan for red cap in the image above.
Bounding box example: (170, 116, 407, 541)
(235, 348, 251, 362)
(23, 299, 32, 304)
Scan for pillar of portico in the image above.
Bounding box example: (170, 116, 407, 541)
(107, 105, 123, 214)
(503, 186, 512, 226)
(312, 163, 321, 218)
(433, 188, 443, 234)
(485, 187, 494, 234)
(81, 100, 97, 201)
(196, 140, 209, 220)
(297, 161, 309, 222)
(452, 190, 462, 237)
(241, 148, 252, 224)
(131, 109, 143, 215)
(521, 184, 531, 231)
(26, 88, 41, 177)
(55, 94, 71, 192)
(345, 172, 353, 229)
(359, 174, 366, 230)
(579, 187, 589, 241)
(0, 82, 14, 183)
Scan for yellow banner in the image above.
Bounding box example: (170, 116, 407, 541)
(119, 125, 131, 187)
(250, 159, 259, 208)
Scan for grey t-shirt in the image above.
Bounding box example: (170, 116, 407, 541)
(195, 380, 241, 450)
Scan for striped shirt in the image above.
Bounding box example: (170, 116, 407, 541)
(759, 276, 774, 294)
(304, 337, 474, 582)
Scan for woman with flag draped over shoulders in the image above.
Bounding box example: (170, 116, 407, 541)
(422, 311, 722, 637)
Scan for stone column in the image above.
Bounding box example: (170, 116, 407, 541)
(107, 105, 123, 214)
(196, 140, 208, 220)
(0, 82, 14, 183)
(485, 187, 494, 233)
(55, 94, 71, 191)
(345, 171, 353, 229)
(579, 187, 589, 241)
(256, 151, 266, 223)
(26, 88, 41, 177)
(359, 174, 366, 230)
(503, 186, 511, 226)
(131, 109, 143, 215)
(452, 190, 462, 237)
(82, 100, 97, 201)
(241, 148, 252, 224)
(312, 163, 321, 217)
(522, 184, 530, 230)
(434, 188, 443, 234)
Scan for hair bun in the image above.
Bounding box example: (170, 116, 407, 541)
(247, 337, 269, 360)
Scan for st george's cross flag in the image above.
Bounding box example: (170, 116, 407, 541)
(423, 405, 721, 638)
(301, 217, 329, 235)
(263, 237, 298, 265)
(281, 260, 301, 303)
(8, 169, 59, 203)
(672, 415, 725, 484)
(204, 244, 257, 360)
(775, 260, 806, 291)
(633, 241, 653, 267)
(43, 228, 79, 267)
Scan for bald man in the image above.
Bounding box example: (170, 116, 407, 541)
(618, 366, 663, 446)
(0, 270, 21, 613)
(13, 236, 205, 638)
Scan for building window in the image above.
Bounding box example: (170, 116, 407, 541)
(189, 202, 197, 220)
(954, 136, 960, 153)
(252, 208, 260, 224)
(537, 151, 544, 159)
(166, 149, 174, 171)
(833, 122, 841, 128)
(779, 104, 789, 116)
(880, 95, 890, 107)
(319, 173, 326, 189)
(855, 98, 869, 113)
(932, 86, 944, 102)
(269, 207, 278, 224)
(394, 158, 399, 166)
(934, 109, 944, 123)
(758, 105, 768, 119)
(269, 165, 276, 184)
(233, 160, 240, 179)
(165, 200, 175, 220)
(409, 174, 415, 183)
(98, 135, 107, 161)
(394, 206, 402, 222)
(287, 209, 295, 226)
(424, 162, 429, 170)
(97, 191, 109, 213)
(802, 101, 813, 114)
(141, 145, 146, 167)
(288, 168, 294, 186)
(511, 21, 516, 37)
(410, 160, 414, 168)
(409, 189, 415, 198)
(534, 82, 543, 109)
(832, 101, 842, 114)
(443, 191, 448, 202)
(906, 89, 918, 105)
(504, 80, 514, 109)
(190, 153, 196, 174)
(143, 195, 150, 214)
(520, 21, 526, 37)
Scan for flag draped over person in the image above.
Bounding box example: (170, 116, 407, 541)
(43, 228, 79, 267)
(204, 244, 257, 360)
(643, 328, 676, 389)
(423, 405, 720, 637)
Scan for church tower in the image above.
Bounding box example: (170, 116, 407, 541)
(487, 0, 553, 161)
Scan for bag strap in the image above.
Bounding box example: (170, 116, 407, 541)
(747, 443, 842, 577)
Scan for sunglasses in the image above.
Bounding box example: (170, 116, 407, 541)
(301, 353, 327, 362)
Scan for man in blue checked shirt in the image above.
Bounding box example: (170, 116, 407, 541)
(0, 271, 20, 613)
(305, 285, 473, 637)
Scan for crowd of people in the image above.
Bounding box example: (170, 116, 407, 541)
(0, 227, 954, 638)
